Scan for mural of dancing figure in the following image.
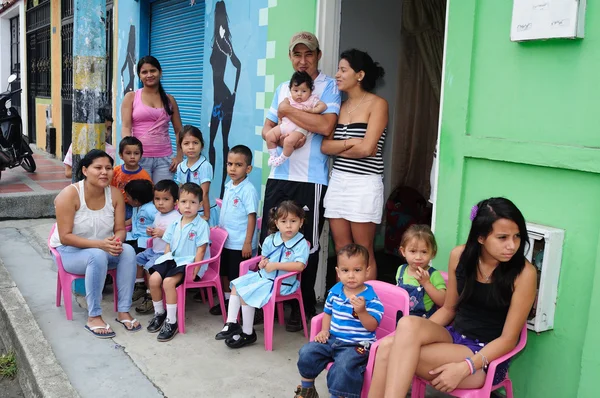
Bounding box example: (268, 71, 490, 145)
(209, 0, 241, 198)
(121, 25, 136, 96)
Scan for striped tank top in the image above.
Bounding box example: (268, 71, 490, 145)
(332, 123, 386, 175)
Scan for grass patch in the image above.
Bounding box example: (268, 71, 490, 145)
(0, 352, 17, 379)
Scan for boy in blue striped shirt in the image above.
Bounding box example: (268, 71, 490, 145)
(295, 244, 384, 398)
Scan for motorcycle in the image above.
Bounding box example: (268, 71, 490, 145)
(0, 74, 36, 181)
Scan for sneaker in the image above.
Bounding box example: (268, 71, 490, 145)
(209, 300, 228, 316)
(215, 322, 242, 340)
(147, 312, 167, 333)
(224, 330, 257, 349)
(293, 385, 319, 398)
(157, 321, 178, 342)
(286, 310, 303, 333)
(132, 283, 147, 302)
(135, 294, 154, 314)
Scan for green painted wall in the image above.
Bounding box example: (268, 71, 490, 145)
(436, 1, 600, 397)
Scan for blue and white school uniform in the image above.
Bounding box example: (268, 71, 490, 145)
(153, 214, 211, 278)
(219, 178, 259, 251)
(136, 209, 180, 271)
(174, 155, 220, 227)
(231, 232, 309, 308)
(126, 201, 157, 248)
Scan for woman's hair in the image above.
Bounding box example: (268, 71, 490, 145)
(212, 1, 231, 46)
(400, 224, 438, 257)
(124, 179, 154, 205)
(179, 125, 205, 149)
(340, 49, 385, 92)
(136, 55, 173, 116)
(267, 200, 305, 235)
(457, 197, 529, 308)
(76, 149, 114, 181)
(289, 71, 314, 91)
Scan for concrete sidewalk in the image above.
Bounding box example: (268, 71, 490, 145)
(0, 151, 70, 219)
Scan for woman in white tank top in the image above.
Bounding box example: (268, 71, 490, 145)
(51, 150, 140, 338)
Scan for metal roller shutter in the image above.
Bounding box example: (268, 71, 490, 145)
(150, 0, 205, 154)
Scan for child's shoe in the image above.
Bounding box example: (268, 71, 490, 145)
(209, 300, 228, 315)
(135, 294, 154, 314)
(147, 312, 167, 333)
(293, 385, 319, 398)
(224, 330, 257, 348)
(215, 322, 242, 340)
(132, 282, 146, 302)
(157, 321, 178, 342)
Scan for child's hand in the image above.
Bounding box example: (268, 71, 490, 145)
(350, 295, 367, 314)
(192, 266, 200, 278)
(264, 262, 278, 273)
(258, 257, 269, 269)
(314, 330, 330, 344)
(100, 236, 123, 256)
(242, 242, 252, 258)
(146, 227, 153, 236)
(152, 228, 165, 238)
(415, 268, 431, 286)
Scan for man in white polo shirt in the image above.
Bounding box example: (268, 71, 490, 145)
(261, 31, 341, 331)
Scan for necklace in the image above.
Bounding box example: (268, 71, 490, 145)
(215, 37, 232, 57)
(346, 93, 367, 115)
(478, 260, 492, 282)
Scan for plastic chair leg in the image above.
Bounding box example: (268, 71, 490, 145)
(297, 298, 309, 339)
(207, 287, 215, 309)
(215, 284, 227, 323)
(177, 286, 186, 334)
(263, 301, 275, 351)
(63, 277, 74, 321)
(200, 288, 207, 303)
(502, 379, 514, 398)
(108, 270, 118, 313)
(56, 275, 62, 307)
(410, 377, 426, 398)
(277, 302, 285, 326)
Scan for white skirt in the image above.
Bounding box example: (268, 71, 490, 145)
(324, 169, 384, 224)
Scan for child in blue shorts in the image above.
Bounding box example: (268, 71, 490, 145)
(134, 180, 180, 314)
(147, 182, 211, 342)
(295, 244, 384, 398)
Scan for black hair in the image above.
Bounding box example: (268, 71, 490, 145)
(154, 179, 179, 201)
(457, 197, 529, 309)
(124, 179, 154, 205)
(76, 149, 114, 181)
(136, 55, 173, 116)
(267, 200, 305, 235)
(229, 145, 252, 166)
(119, 136, 143, 156)
(288, 71, 314, 91)
(337, 243, 369, 266)
(180, 182, 203, 202)
(179, 125, 205, 149)
(213, 1, 232, 46)
(340, 49, 385, 92)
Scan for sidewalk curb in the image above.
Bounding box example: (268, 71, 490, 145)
(0, 259, 79, 398)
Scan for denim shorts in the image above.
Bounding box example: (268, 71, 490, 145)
(136, 248, 162, 271)
(297, 337, 370, 398)
(446, 326, 510, 385)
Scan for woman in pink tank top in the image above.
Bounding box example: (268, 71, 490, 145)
(121, 56, 183, 183)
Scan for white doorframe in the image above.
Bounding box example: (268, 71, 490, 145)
(313, 0, 342, 302)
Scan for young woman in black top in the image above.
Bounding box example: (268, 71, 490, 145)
(368, 197, 537, 397)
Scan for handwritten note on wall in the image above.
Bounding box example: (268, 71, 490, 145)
(511, 0, 586, 41)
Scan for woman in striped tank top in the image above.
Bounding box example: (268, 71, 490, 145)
(322, 49, 387, 279)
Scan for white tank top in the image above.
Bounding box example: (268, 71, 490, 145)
(49, 180, 115, 247)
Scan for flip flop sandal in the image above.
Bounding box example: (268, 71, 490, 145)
(85, 323, 116, 339)
(115, 318, 142, 333)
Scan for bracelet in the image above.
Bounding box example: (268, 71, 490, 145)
(464, 358, 475, 375)
(477, 352, 489, 370)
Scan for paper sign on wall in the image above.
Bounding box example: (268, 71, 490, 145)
(511, 0, 586, 41)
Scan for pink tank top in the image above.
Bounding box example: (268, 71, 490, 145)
(131, 89, 172, 157)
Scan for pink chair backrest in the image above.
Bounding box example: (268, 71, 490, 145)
(439, 270, 449, 283)
(216, 198, 222, 208)
(365, 280, 410, 340)
(209, 227, 228, 258)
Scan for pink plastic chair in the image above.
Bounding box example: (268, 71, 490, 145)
(215, 198, 222, 208)
(175, 227, 228, 333)
(238, 241, 309, 351)
(410, 325, 528, 398)
(310, 280, 411, 398)
(48, 224, 118, 320)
